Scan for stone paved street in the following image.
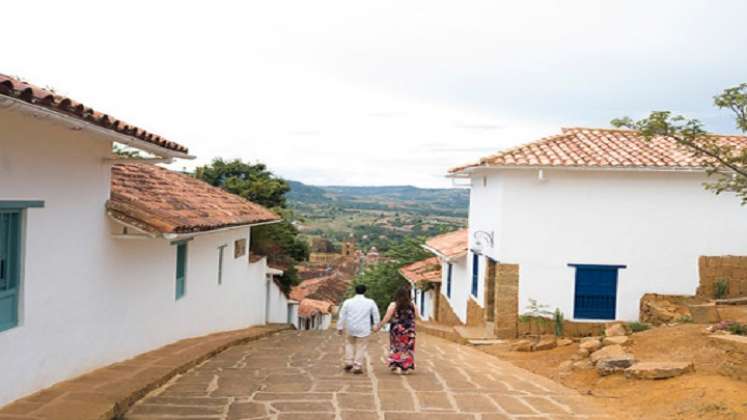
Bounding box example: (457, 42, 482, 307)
(125, 329, 610, 419)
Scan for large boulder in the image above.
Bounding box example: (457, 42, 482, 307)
(602, 336, 630, 346)
(604, 323, 627, 337)
(639, 293, 693, 325)
(596, 355, 637, 376)
(532, 336, 557, 351)
(590, 344, 627, 364)
(624, 362, 694, 380)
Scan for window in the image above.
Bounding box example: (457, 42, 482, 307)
(175, 242, 188, 299)
(471, 253, 479, 297)
(0, 211, 21, 332)
(234, 239, 246, 258)
(570, 264, 625, 320)
(217, 245, 227, 285)
(446, 263, 453, 298)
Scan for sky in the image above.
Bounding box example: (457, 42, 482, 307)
(4, 1, 747, 187)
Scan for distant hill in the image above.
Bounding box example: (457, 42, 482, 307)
(287, 181, 469, 218)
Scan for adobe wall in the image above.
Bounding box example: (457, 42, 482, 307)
(698, 256, 747, 299)
(466, 297, 485, 327)
(436, 294, 464, 326)
(494, 263, 519, 339)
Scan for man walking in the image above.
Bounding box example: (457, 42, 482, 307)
(337, 284, 381, 374)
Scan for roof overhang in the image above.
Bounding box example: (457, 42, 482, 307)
(447, 164, 710, 178)
(0, 95, 195, 160)
(421, 244, 467, 262)
(109, 212, 282, 240)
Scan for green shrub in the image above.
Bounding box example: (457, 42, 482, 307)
(727, 323, 747, 336)
(627, 321, 651, 333)
(714, 278, 729, 299)
(553, 308, 565, 337)
(676, 315, 693, 324)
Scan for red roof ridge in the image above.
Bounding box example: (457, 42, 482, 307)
(449, 126, 747, 174)
(0, 73, 189, 155)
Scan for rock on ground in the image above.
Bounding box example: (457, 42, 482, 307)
(532, 336, 557, 351)
(579, 339, 602, 352)
(602, 336, 630, 346)
(624, 362, 695, 380)
(510, 339, 533, 352)
(596, 355, 637, 376)
(604, 323, 627, 337)
(557, 338, 573, 346)
(590, 344, 627, 364)
(572, 360, 594, 370)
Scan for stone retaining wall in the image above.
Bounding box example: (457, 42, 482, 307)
(436, 294, 464, 326)
(517, 317, 610, 337)
(698, 256, 747, 299)
(466, 296, 485, 327)
(709, 334, 747, 382)
(494, 263, 519, 339)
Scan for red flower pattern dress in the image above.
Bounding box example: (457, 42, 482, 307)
(388, 304, 416, 371)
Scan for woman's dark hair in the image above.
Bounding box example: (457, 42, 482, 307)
(394, 285, 413, 314)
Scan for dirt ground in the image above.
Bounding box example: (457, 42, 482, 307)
(480, 324, 747, 420)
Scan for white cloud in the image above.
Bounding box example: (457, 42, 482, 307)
(4, 0, 747, 187)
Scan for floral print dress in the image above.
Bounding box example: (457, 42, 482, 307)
(388, 304, 416, 371)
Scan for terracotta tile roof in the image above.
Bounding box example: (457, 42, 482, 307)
(425, 229, 468, 259)
(298, 298, 333, 318)
(290, 274, 350, 304)
(107, 163, 280, 234)
(0, 73, 189, 155)
(450, 127, 747, 173)
(399, 257, 442, 284)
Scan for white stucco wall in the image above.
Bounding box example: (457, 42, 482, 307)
(0, 109, 270, 406)
(467, 168, 747, 322)
(440, 257, 469, 323)
(266, 275, 292, 324)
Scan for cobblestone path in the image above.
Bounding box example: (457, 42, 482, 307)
(125, 329, 610, 419)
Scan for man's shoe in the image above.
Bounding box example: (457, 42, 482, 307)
(352, 366, 363, 374)
(343, 365, 354, 372)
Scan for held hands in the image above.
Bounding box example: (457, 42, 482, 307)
(372, 323, 381, 333)
(337, 329, 344, 336)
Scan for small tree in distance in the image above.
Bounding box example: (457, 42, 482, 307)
(612, 83, 747, 205)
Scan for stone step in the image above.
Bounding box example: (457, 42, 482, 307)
(468, 339, 506, 346)
(454, 325, 497, 340)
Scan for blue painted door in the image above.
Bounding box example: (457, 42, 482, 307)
(420, 289, 425, 316)
(573, 265, 620, 320)
(0, 211, 20, 332)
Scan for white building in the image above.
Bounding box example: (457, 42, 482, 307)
(297, 298, 333, 330)
(0, 74, 285, 406)
(448, 127, 747, 330)
(265, 266, 299, 328)
(399, 257, 441, 321)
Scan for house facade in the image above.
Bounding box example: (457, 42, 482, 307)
(447, 127, 747, 336)
(0, 74, 285, 406)
(399, 256, 441, 321)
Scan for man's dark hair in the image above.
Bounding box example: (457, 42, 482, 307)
(355, 284, 367, 295)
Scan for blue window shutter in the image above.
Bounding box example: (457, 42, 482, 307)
(571, 264, 623, 320)
(471, 253, 479, 297)
(217, 245, 227, 285)
(0, 211, 21, 332)
(175, 243, 187, 299)
(446, 263, 453, 298)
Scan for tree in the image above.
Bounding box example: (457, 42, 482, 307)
(195, 158, 309, 291)
(352, 237, 431, 314)
(612, 83, 747, 204)
(195, 158, 290, 209)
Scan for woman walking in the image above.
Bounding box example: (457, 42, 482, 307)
(374, 285, 416, 374)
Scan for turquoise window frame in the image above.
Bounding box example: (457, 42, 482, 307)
(0, 200, 42, 333)
(0, 210, 21, 332)
(175, 242, 188, 300)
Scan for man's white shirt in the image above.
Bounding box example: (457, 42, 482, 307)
(337, 294, 381, 337)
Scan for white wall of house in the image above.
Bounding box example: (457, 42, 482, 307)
(266, 275, 292, 324)
(467, 168, 747, 321)
(0, 109, 271, 406)
(439, 257, 469, 323)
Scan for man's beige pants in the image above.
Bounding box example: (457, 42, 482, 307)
(344, 335, 369, 368)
